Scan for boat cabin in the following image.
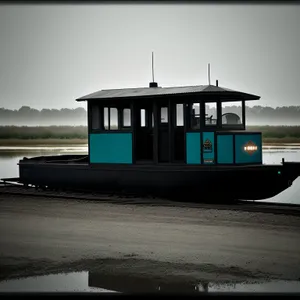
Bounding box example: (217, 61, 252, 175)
(76, 81, 262, 165)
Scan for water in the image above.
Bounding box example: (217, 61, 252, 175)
(0, 145, 299, 204)
(0, 145, 88, 179)
(0, 272, 115, 293)
(0, 271, 299, 293)
(260, 146, 300, 204)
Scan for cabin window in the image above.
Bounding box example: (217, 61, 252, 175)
(152, 113, 154, 128)
(140, 109, 146, 127)
(122, 108, 131, 127)
(104, 107, 109, 130)
(91, 104, 100, 130)
(91, 105, 132, 132)
(161, 107, 168, 123)
(221, 101, 243, 125)
(205, 102, 217, 126)
(109, 107, 118, 130)
(190, 102, 200, 129)
(176, 104, 184, 126)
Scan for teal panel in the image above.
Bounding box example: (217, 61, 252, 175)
(90, 133, 132, 164)
(203, 132, 215, 164)
(235, 134, 262, 164)
(217, 135, 234, 164)
(186, 132, 201, 164)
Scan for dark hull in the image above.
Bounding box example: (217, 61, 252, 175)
(17, 155, 300, 201)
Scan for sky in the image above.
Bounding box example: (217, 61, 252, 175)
(0, 4, 300, 110)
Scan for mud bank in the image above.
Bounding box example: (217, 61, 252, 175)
(0, 194, 300, 284)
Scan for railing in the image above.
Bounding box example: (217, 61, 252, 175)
(205, 114, 217, 125)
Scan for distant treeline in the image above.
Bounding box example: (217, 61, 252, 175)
(248, 126, 300, 139)
(0, 106, 87, 126)
(246, 106, 300, 125)
(0, 105, 300, 126)
(0, 126, 88, 139)
(0, 125, 300, 141)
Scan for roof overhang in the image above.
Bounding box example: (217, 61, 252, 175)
(76, 84, 260, 102)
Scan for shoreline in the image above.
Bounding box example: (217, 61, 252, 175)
(0, 138, 300, 147)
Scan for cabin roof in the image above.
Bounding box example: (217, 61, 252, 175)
(76, 84, 260, 102)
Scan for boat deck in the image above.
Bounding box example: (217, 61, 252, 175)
(19, 154, 89, 164)
(19, 154, 279, 169)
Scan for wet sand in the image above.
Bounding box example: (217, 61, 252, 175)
(0, 194, 300, 284)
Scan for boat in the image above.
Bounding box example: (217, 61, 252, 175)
(15, 78, 300, 201)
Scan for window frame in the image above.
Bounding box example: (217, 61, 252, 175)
(90, 102, 101, 130)
(186, 101, 202, 131)
(89, 101, 132, 133)
(220, 100, 246, 130)
(175, 103, 184, 127)
(185, 99, 246, 131)
(204, 101, 218, 128)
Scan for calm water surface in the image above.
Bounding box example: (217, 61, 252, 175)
(0, 145, 299, 204)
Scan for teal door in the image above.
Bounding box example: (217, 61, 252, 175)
(202, 132, 215, 164)
(186, 132, 201, 164)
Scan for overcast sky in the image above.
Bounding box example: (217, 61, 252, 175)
(0, 4, 299, 110)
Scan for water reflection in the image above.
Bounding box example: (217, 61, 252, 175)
(88, 272, 197, 293)
(1, 271, 299, 293)
(88, 272, 300, 293)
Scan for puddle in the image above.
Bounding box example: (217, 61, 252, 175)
(0, 271, 300, 293)
(0, 272, 116, 293)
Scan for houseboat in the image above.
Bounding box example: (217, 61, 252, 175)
(17, 80, 300, 201)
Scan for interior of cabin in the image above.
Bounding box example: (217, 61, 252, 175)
(88, 95, 247, 165)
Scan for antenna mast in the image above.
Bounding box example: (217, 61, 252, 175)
(149, 52, 158, 88)
(152, 51, 155, 82)
(208, 63, 211, 85)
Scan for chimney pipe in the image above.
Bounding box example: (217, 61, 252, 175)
(149, 82, 158, 88)
(216, 80, 218, 87)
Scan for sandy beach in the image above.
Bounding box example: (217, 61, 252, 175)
(0, 194, 300, 285)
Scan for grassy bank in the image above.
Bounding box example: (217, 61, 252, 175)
(0, 125, 300, 146)
(0, 126, 88, 140)
(248, 126, 300, 144)
(247, 125, 300, 139)
(262, 137, 300, 144)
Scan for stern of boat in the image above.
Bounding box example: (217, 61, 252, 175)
(281, 159, 300, 185)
